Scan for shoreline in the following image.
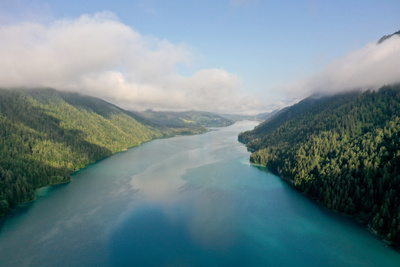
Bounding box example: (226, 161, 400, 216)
(252, 163, 400, 253)
(0, 126, 213, 219)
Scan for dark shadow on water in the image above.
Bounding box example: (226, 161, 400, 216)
(0, 182, 71, 233)
(107, 204, 268, 267)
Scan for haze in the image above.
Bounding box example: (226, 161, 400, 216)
(1, 1, 400, 114)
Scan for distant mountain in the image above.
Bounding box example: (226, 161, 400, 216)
(217, 109, 283, 123)
(0, 88, 208, 216)
(217, 113, 252, 122)
(239, 84, 400, 245)
(254, 109, 280, 122)
(377, 30, 400, 44)
(137, 110, 234, 128)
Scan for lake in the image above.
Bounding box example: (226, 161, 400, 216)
(0, 120, 399, 266)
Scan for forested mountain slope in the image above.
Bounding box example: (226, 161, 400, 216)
(238, 92, 361, 144)
(0, 88, 204, 216)
(239, 84, 400, 245)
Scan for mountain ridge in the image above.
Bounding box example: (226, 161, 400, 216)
(377, 29, 400, 44)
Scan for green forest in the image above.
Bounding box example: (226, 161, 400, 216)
(239, 84, 400, 245)
(0, 88, 219, 217)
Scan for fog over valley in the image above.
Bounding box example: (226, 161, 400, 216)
(0, 1, 400, 114)
(1, 9, 399, 114)
(285, 33, 400, 100)
(0, 13, 261, 114)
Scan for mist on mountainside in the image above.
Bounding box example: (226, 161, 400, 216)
(284, 31, 400, 100)
(0, 12, 264, 115)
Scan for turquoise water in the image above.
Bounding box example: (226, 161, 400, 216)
(0, 121, 399, 266)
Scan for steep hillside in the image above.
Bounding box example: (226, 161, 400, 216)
(0, 88, 203, 216)
(239, 92, 360, 144)
(239, 84, 400, 245)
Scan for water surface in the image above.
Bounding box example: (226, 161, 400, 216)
(0, 121, 399, 266)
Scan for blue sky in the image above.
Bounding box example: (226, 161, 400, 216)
(1, 0, 400, 114)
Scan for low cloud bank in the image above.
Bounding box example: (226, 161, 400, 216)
(0, 12, 263, 114)
(285, 34, 400, 99)
(3, 12, 397, 115)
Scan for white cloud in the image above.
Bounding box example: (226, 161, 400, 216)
(0, 12, 265, 114)
(284, 35, 400, 99)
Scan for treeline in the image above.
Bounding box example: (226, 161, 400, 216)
(239, 85, 400, 245)
(0, 88, 207, 217)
